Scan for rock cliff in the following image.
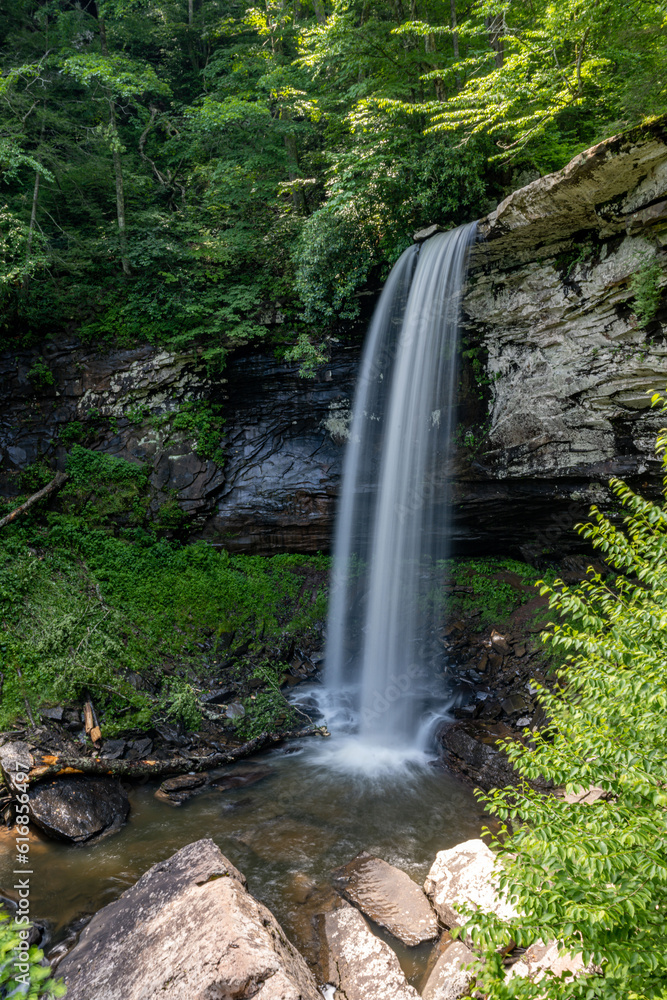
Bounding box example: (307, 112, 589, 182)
(457, 117, 667, 556)
(1, 119, 666, 556)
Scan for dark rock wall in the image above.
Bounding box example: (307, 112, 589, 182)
(0, 340, 357, 554)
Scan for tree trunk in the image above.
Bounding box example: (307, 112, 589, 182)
(98, 15, 131, 276)
(451, 0, 460, 89)
(313, 0, 326, 24)
(188, 0, 193, 26)
(284, 133, 308, 215)
(23, 726, 328, 786)
(486, 12, 505, 68)
(0, 472, 68, 530)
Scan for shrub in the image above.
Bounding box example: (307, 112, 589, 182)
(463, 420, 667, 997)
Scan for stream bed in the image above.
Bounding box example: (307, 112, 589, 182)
(0, 703, 483, 988)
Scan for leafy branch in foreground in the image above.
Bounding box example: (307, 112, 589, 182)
(462, 414, 667, 997)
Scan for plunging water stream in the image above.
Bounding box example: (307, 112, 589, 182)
(326, 225, 477, 759)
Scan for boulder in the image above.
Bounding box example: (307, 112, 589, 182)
(323, 904, 419, 1000)
(58, 839, 321, 1000)
(28, 776, 130, 844)
(421, 940, 477, 1000)
(332, 852, 438, 946)
(424, 839, 517, 929)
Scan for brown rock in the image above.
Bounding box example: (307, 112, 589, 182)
(59, 839, 321, 1000)
(154, 773, 207, 806)
(332, 852, 439, 946)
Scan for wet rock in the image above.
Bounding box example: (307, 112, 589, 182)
(332, 852, 438, 946)
(490, 631, 511, 655)
(438, 721, 520, 791)
(424, 839, 518, 929)
(155, 773, 207, 806)
(0, 741, 32, 795)
(58, 839, 321, 1000)
(28, 776, 130, 844)
(323, 904, 419, 1000)
(209, 765, 272, 792)
(100, 739, 126, 760)
(225, 701, 246, 719)
(421, 940, 477, 1000)
(413, 224, 446, 242)
(124, 737, 153, 760)
(39, 706, 64, 722)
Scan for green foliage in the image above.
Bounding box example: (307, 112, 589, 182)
(631, 257, 663, 329)
(1, 0, 663, 360)
(0, 908, 65, 999)
(26, 358, 54, 390)
(0, 501, 328, 734)
(59, 421, 85, 448)
(61, 446, 150, 527)
(155, 401, 226, 464)
(439, 557, 555, 632)
(462, 427, 667, 997)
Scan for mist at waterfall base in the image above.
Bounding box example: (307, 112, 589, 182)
(313, 224, 477, 776)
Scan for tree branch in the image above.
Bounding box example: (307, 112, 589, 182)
(0, 471, 68, 530)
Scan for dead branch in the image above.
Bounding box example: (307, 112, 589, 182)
(0, 472, 68, 530)
(25, 726, 329, 786)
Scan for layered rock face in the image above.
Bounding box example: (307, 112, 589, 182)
(1, 120, 666, 555)
(457, 118, 667, 556)
(0, 340, 357, 553)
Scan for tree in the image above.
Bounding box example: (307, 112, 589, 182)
(463, 404, 667, 998)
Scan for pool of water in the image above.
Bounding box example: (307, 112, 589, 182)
(0, 692, 483, 988)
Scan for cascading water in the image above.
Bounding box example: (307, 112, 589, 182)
(324, 224, 477, 758)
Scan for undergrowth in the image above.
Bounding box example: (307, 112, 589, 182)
(0, 451, 328, 736)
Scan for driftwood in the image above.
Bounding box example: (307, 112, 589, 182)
(24, 726, 329, 786)
(0, 471, 68, 529)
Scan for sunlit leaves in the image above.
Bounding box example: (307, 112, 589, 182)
(464, 428, 667, 997)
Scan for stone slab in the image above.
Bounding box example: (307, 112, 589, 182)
(421, 940, 477, 1000)
(332, 851, 439, 946)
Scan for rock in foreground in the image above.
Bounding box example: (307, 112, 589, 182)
(421, 939, 477, 1000)
(332, 851, 438, 946)
(424, 839, 517, 928)
(59, 839, 321, 1000)
(28, 776, 129, 843)
(324, 905, 419, 1000)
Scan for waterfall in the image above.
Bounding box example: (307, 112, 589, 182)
(325, 224, 477, 752)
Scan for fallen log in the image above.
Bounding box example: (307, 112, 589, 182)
(23, 725, 329, 785)
(0, 471, 68, 529)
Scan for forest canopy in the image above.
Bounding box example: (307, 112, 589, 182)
(1, 0, 665, 366)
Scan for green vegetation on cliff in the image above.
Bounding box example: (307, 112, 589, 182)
(1, 0, 665, 365)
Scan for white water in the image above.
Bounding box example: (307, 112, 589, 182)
(325, 225, 477, 758)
